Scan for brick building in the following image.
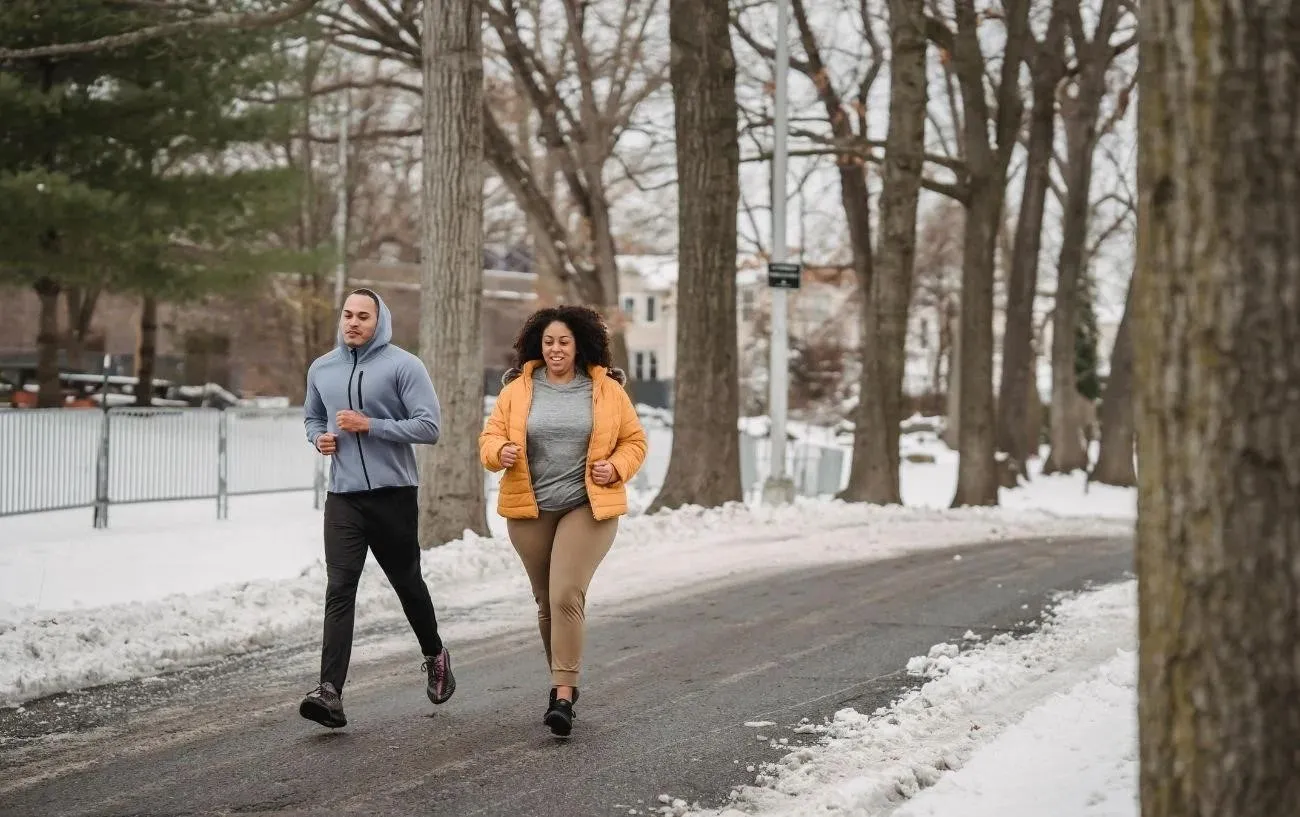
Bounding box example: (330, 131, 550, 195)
(1, 248, 540, 402)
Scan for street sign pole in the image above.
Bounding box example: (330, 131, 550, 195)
(762, 0, 796, 505)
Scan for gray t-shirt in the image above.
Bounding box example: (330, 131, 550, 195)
(526, 367, 594, 511)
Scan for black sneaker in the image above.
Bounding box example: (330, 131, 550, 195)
(423, 648, 456, 704)
(544, 687, 579, 723)
(299, 682, 346, 728)
(545, 695, 575, 737)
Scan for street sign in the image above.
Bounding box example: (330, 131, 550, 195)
(767, 261, 801, 289)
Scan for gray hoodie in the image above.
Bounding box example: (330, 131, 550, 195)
(304, 292, 441, 493)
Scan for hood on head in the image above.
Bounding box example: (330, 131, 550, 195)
(337, 289, 393, 360)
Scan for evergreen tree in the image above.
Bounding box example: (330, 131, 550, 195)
(0, 1, 303, 404)
(1074, 275, 1101, 402)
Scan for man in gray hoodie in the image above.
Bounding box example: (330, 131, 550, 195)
(298, 288, 455, 728)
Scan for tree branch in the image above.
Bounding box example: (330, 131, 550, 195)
(730, 14, 815, 76)
(924, 15, 956, 53)
(741, 147, 969, 203)
(0, 0, 322, 60)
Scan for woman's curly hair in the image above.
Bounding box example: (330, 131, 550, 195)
(512, 305, 612, 371)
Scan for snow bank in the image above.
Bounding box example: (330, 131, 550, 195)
(0, 499, 1129, 708)
(662, 580, 1137, 817)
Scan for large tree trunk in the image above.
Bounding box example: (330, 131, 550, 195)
(34, 276, 62, 408)
(1043, 0, 1126, 475)
(946, 0, 1029, 507)
(133, 295, 158, 408)
(1136, 4, 1300, 816)
(838, 165, 879, 500)
(1042, 107, 1099, 474)
(417, 0, 488, 547)
(844, 0, 928, 505)
(997, 1, 1067, 471)
(1091, 278, 1135, 486)
(649, 0, 742, 512)
(950, 178, 1000, 506)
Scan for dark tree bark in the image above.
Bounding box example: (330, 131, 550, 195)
(1091, 277, 1135, 486)
(34, 276, 62, 408)
(649, 0, 742, 512)
(63, 285, 101, 370)
(1136, 3, 1300, 815)
(1043, 0, 1131, 475)
(941, 0, 1031, 507)
(845, 0, 928, 505)
(997, 0, 1068, 472)
(133, 295, 158, 408)
(417, 0, 488, 546)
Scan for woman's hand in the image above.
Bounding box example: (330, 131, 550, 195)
(499, 443, 521, 468)
(591, 459, 619, 486)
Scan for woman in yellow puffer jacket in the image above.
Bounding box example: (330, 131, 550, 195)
(479, 305, 647, 737)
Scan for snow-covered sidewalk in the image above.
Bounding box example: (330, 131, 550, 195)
(657, 580, 1138, 817)
(0, 491, 1131, 708)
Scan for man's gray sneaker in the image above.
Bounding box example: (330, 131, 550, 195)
(423, 648, 456, 704)
(299, 682, 347, 728)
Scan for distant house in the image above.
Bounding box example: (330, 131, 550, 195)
(616, 254, 678, 408)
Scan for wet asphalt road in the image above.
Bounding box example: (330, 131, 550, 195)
(0, 534, 1132, 817)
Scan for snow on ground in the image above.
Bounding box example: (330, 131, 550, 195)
(659, 580, 1138, 817)
(0, 418, 1137, 709)
(900, 437, 1136, 520)
(0, 493, 1129, 708)
(891, 651, 1136, 817)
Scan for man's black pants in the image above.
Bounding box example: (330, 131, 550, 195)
(320, 486, 444, 691)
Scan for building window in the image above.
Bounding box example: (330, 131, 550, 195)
(648, 351, 658, 380)
(634, 351, 645, 381)
(739, 288, 756, 321)
(622, 295, 636, 315)
(645, 295, 657, 323)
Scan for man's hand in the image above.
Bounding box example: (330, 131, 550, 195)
(591, 460, 619, 486)
(316, 432, 338, 455)
(336, 410, 370, 433)
(499, 443, 521, 468)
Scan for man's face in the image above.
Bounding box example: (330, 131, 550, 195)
(340, 293, 378, 348)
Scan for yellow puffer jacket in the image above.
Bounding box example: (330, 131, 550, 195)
(479, 361, 649, 520)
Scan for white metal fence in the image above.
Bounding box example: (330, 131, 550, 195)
(0, 407, 323, 527)
(1, 407, 847, 528)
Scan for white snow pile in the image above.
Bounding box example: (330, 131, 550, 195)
(892, 650, 1138, 817)
(659, 579, 1137, 817)
(0, 499, 1129, 709)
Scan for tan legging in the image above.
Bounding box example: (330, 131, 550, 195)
(506, 504, 618, 688)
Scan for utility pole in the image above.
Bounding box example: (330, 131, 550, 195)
(762, 0, 796, 505)
(333, 93, 350, 309)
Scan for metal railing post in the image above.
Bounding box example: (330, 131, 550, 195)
(216, 409, 229, 520)
(93, 408, 111, 529)
(313, 454, 325, 510)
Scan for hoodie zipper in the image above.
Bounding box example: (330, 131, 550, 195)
(348, 351, 373, 490)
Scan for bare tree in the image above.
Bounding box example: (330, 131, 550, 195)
(1090, 275, 1134, 486)
(733, 0, 959, 504)
(927, 0, 1032, 507)
(1043, 0, 1135, 475)
(324, 0, 670, 370)
(416, 0, 488, 546)
(844, 0, 929, 504)
(1136, 3, 1300, 815)
(997, 0, 1068, 473)
(649, 0, 742, 512)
